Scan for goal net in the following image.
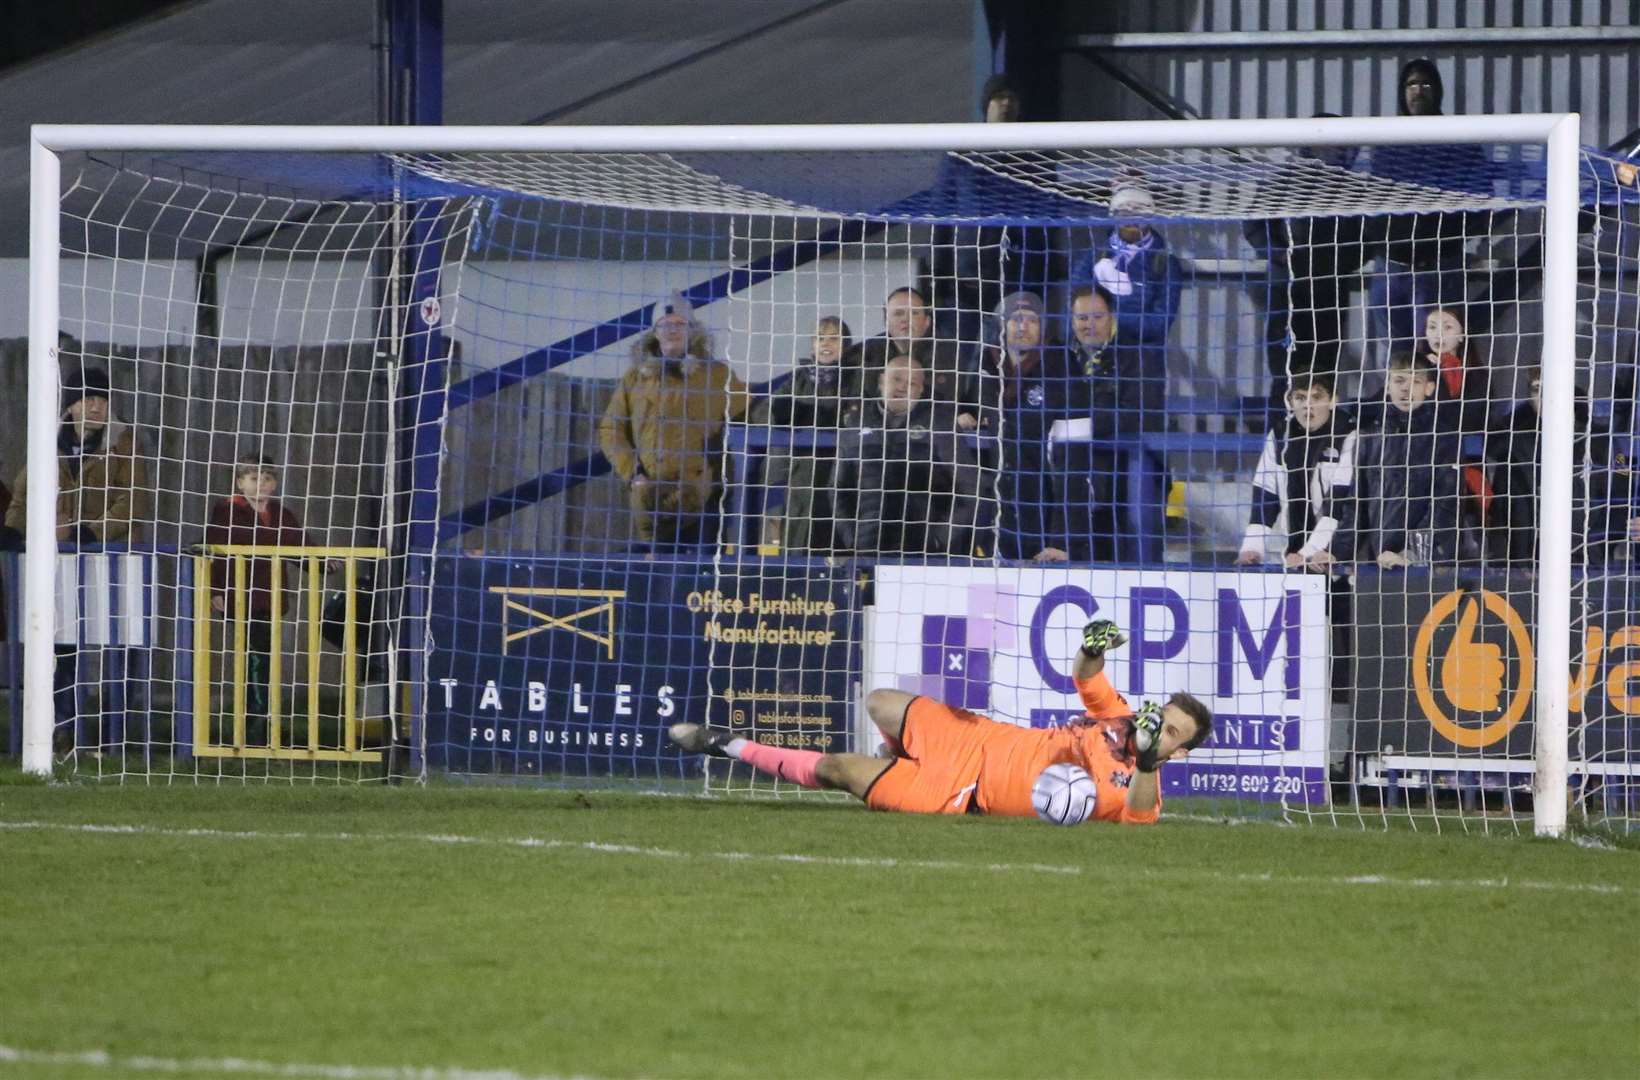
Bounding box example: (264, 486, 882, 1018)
(19, 119, 1628, 834)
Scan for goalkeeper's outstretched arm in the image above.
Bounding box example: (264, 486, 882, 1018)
(1072, 646, 1104, 682)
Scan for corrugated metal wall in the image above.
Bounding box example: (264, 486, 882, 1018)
(1064, 0, 1638, 149)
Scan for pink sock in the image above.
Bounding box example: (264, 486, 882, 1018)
(735, 740, 824, 789)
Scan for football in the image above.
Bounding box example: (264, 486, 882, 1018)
(1030, 762, 1099, 826)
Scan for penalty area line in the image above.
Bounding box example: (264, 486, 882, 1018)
(0, 820, 1628, 894)
(0, 1043, 579, 1080)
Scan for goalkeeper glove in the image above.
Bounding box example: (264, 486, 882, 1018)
(1079, 619, 1127, 659)
(1131, 701, 1164, 773)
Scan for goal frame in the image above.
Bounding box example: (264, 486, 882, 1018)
(24, 115, 1582, 835)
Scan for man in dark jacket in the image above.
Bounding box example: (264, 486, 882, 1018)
(1069, 184, 1184, 350)
(924, 74, 1059, 347)
(833, 355, 984, 556)
(968, 292, 1074, 560)
(752, 316, 853, 552)
(1243, 121, 1373, 403)
(1346, 352, 1472, 567)
(1043, 284, 1167, 562)
(845, 285, 976, 425)
(1366, 58, 1491, 348)
(1486, 370, 1601, 564)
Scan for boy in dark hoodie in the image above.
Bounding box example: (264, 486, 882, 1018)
(1367, 59, 1492, 348)
(1348, 352, 1472, 568)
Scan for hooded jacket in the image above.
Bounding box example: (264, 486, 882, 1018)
(5, 418, 148, 543)
(1368, 59, 1492, 270)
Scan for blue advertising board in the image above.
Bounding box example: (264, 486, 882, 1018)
(424, 556, 858, 777)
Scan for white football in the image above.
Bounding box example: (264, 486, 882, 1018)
(1031, 762, 1099, 826)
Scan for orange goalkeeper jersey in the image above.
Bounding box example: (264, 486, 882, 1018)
(972, 672, 1159, 825)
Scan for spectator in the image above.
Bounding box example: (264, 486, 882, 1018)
(752, 316, 853, 552)
(1423, 305, 1492, 428)
(3, 364, 149, 547)
(206, 455, 329, 745)
(1422, 303, 1497, 532)
(1366, 58, 1490, 348)
(971, 291, 1072, 560)
(1070, 183, 1184, 349)
(1043, 284, 1167, 562)
(1236, 372, 1357, 571)
(925, 74, 1058, 347)
(1347, 352, 1473, 568)
(598, 294, 750, 548)
(843, 286, 965, 416)
(833, 355, 983, 556)
(982, 73, 1021, 124)
(1243, 123, 1373, 404)
(1487, 370, 1599, 564)
(1586, 372, 1640, 562)
(1, 363, 150, 746)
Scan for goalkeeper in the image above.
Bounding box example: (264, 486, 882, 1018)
(671, 620, 1212, 825)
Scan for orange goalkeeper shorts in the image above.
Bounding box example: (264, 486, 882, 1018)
(863, 696, 997, 815)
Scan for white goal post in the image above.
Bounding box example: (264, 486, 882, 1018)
(24, 115, 1583, 835)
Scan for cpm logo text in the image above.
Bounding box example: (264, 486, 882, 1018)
(1027, 584, 1304, 699)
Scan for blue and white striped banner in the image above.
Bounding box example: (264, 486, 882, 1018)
(54, 553, 153, 648)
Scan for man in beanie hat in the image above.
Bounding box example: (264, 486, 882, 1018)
(968, 290, 1080, 560)
(3, 360, 150, 748)
(599, 294, 749, 547)
(1070, 181, 1184, 349)
(4, 362, 149, 547)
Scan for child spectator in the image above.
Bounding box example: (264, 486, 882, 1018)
(206, 455, 325, 745)
(1236, 372, 1357, 571)
(1348, 352, 1472, 568)
(1423, 303, 1497, 532)
(752, 316, 853, 552)
(833, 355, 983, 556)
(598, 293, 749, 548)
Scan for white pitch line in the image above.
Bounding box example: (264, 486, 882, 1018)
(0, 820, 1080, 876)
(0, 819, 1630, 894)
(0, 1043, 580, 1080)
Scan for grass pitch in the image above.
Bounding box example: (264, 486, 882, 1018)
(0, 779, 1635, 1080)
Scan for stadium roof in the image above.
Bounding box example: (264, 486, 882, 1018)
(0, 0, 974, 256)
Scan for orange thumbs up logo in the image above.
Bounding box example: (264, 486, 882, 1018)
(1439, 599, 1508, 712)
(1413, 589, 1535, 748)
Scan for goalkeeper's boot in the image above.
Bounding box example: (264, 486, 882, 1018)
(668, 722, 739, 759)
(1080, 618, 1129, 659)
